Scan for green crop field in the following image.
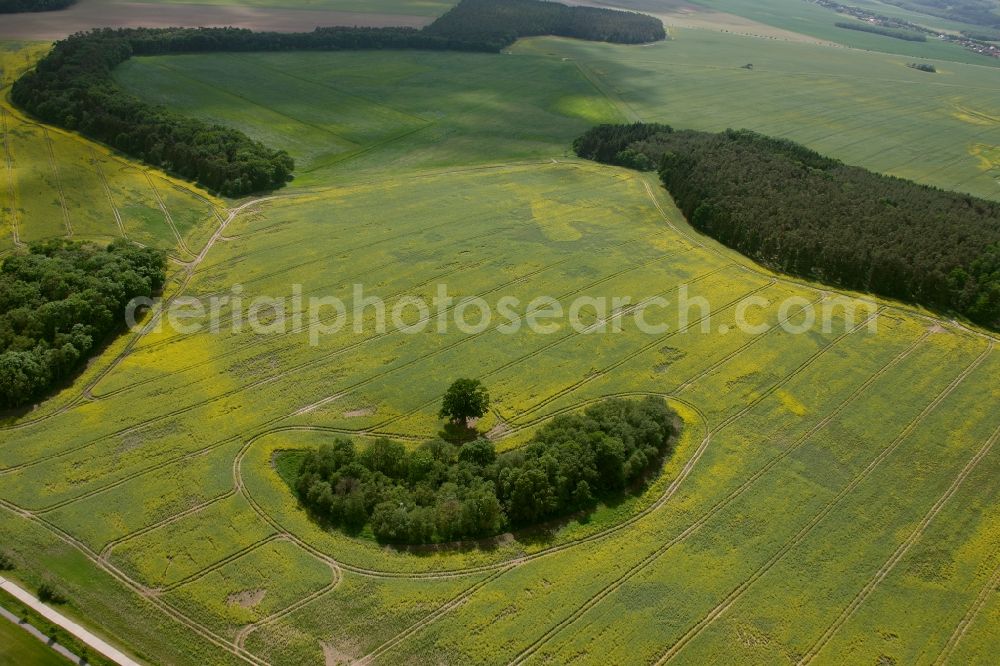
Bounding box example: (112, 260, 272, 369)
(114, 30, 1000, 200)
(113, 49, 624, 187)
(0, 44, 225, 261)
(517, 30, 1000, 200)
(0, 617, 70, 665)
(692, 0, 974, 57)
(1, 7, 999, 666)
(596, 0, 1000, 65)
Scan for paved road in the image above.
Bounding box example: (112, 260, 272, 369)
(0, 577, 142, 666)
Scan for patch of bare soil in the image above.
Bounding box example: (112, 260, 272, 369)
(227, 588, 266, 608)
(343, 406, 375, 418)
(321, 641, 356, 666)
(0, 0, 433, 41)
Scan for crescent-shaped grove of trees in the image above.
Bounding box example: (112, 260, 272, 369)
(291, 396, 678, 544)
(9, 0, 666, 196)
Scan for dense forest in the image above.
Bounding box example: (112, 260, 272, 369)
(835, 21, 927, 41)
(0, 0, 74, 12)
(574, 124, 1000, 330)
(12, 1, 663, 196)
(293, 397, 677, 544)
(0, 240, 165, 408)
(425, 0, 666, 49)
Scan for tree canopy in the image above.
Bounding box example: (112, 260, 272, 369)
(293, 397, 677, 544)
(10, 26, 501, 196)
(574, 124, 1000, 330)
(439, 378, 490, 425)
(425, 0, 666, 49)
(0, 0, 74, 13)
(12, 0, 664, 196)
(835, 21, 927, 41)
(0, 239, 165, 408)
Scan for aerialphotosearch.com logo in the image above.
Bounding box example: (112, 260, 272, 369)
(125, 283, 879, 345)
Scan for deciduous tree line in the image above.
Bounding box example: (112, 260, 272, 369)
(834, 21, 927, 41)
(0, 0, 74, 13)
(0, 240, 165, 408)
(425, 0, 666, 50)
(294, 397, 677, 544)
(11, 0, 664, 197)
(574, 124, 1000, 330)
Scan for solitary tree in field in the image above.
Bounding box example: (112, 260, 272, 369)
(439, 378, 490, 426)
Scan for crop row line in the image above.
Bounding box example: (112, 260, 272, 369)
(799, 420, 1000, 664)
(143, 170, 195, 259)
(934, 553, 1000, 664)
(328, 259, 729, 437)
(99, 488, 237, 562)
(0, 107, 23, 248)
(0, 196, 276, 434)
(574, 59, 642, 122)
(174, 205, 474, 298)
(147, 58, 366, 151)
(510, 277, 772, 423)
(301, 120, 435, 175)
(0, 191, 968, 666)
(157, 534, 285, 594)
(92, 253, 492, 400)
(244, 298, 900, 577)
(233, 428, 512, 579)
(0, 198, 264, 432)
(354, 565, 518, 665)
(41, 127, 73, 237)
(507, 307, 892, 664)
(172, 179, 560, 297)
(187, 168, 634, 298)
(238, 392, 704, 576)
(640, 174, 999, 346)
(80, 301, 877, 660)
(234, 54, 433, 126)
(6, 231, 681, 490)
(346, 309, 931, 657)
(37, 249, 710, 533)
(89, 146, 128, 240)
(227, 399, 698, 589)
(99, 186, 626, 377)
(668, 294, 827, 393)
(228, 284, 813, 587)
(0, 498, 268, 666)
(212, 208, 285, 241)
(284, 275, 696, 438)
(232, 557, 342, 651)
(134, 197, 556, 348)
(35, 435, 241, 514)
(654, 340, 994, 664)
(73, 237, 603, 451)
